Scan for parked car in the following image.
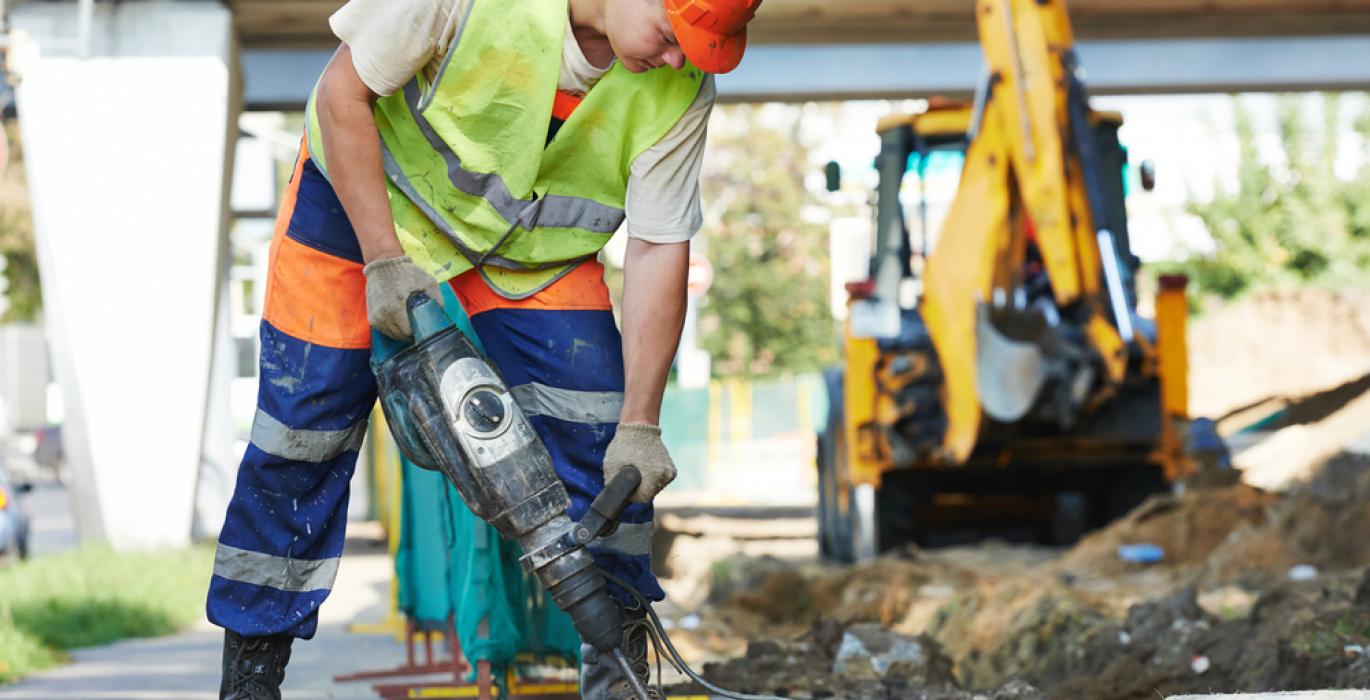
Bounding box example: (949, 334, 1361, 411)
(33, 425, 64, 481)
(33, 424, 63, 468)
(0, 461, 31, 562)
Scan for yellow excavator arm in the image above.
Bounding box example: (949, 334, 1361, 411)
(922, 0, 1127, 462)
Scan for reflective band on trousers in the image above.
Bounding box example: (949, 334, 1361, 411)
(399, 80, 626, 235)
(213, 544, 340, 593)
(511, 383, 623, 424)
(592, 521, 653, 557)
(251, 410, 367, 463)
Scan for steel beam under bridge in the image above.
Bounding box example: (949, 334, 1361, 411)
(244, 35, 1370, 110)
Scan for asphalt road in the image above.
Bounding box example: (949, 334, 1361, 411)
(21, 474, 77, 556)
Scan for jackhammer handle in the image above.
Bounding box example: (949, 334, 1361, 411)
(573, 466, 642, 545)
(370, 294, 450, 366)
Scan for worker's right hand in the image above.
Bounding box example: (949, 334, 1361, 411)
(363, 255, 441, 342)
(604, 423, 677, 504)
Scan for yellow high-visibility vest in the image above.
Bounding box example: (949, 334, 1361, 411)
(307, 0, 704, 298)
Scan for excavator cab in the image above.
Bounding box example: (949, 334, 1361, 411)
(876, 104, 1141, 308)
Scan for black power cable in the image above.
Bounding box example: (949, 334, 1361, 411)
(601, 571, 788, 700)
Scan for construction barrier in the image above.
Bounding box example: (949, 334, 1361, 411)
(659, 374, 827, 506)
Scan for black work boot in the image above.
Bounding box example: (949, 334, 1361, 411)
(579, 601, 657, 700)
(220, 630, 293, 700)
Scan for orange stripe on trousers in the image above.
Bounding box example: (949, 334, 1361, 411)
(261, 139, 371, 350)
(552, 90, 584, 121)
(450, 261, 613, 316)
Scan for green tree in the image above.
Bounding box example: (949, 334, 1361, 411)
(694, 105, 837, 377)
(0, 120, 42, 323)
(1180, 94, 1370, 299)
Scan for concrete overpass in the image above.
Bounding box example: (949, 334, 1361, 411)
(9, 0, 1370, 106)
(226, 0, 1370, 106)
(229, 0, 1370, 47)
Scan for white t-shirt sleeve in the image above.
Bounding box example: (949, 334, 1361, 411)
(624, 75, 716, 244)
(330, 0, 461, 97)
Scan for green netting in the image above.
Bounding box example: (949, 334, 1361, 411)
(659, 385, 709, 491)
(391, 285, 582, 680)
(751, 381, 800, 439)
(396, 460, 456, 628)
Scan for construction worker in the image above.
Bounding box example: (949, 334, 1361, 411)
(207, 0, 760, 698)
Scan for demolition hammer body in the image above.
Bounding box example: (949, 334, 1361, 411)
(371, 294, 650, 699)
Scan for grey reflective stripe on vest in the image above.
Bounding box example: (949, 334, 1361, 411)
(251, 410, 367, 463)
(591, 522, 653, 557)
(416, 0, 478, 113)
(380, 148, 589, 273)
(398, 80, 627, 234)
(511, 383, 623, 424)
(473, 261, 586, 301)
(213, 544, 340, 593)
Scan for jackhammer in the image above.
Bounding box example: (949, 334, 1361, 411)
(371, 294, 781, 700)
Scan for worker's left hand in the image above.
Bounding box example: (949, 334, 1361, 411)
(603, 423, 676, 503)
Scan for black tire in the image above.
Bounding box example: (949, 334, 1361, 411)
(817, 367, 855, 563)
(1090, 464, 1168, 528)
(873, 471, 928, 552)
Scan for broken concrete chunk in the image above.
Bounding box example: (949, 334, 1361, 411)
(832, 623, 957, 687)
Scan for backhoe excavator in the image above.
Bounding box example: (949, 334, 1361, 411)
(817, 0, 1201, 561)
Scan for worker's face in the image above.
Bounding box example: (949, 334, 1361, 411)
(605, 0, 686, 73)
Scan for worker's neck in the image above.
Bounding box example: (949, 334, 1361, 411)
(568, 0, 615, 69)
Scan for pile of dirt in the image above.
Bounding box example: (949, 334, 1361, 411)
(922, 578, 1113, 690)
(1056, 483, 1274, 578)
(1206, 453, 1370, 585)
(687, 455, 1370, 698)
(731, 556, 932, 627)
(1189, 287, 1370, 418)
(1040, 573, 1370, 699)
(695, 564, 1370, 699)
(1057, 453, 1370, 586)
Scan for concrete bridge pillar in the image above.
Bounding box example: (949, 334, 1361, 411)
(10, 1, 239, 548)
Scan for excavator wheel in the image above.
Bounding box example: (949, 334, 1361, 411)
(816, 367, 856, 562)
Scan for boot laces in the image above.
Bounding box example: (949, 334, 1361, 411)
(622, 610, 682, 700)
(225, 638, 283, 699)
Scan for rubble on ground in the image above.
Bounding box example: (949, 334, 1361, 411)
(666, 454, 1370, 699)
(659, 290, 1370, 698)
(671, 619, 1042, 700)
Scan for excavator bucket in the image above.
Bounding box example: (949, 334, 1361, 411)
(974, 304, 1048, 423)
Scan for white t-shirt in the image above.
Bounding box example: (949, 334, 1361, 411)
(330, 0, 715, 244)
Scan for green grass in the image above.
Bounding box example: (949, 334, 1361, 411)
(1291, 608, 1370, 658)
(0, 544, 214, 683)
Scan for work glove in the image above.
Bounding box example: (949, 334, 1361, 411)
(363, 255, 441, 342)
(603, 423, 677, 504)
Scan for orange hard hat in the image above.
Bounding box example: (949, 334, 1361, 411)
(664, 0, 762, 74)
